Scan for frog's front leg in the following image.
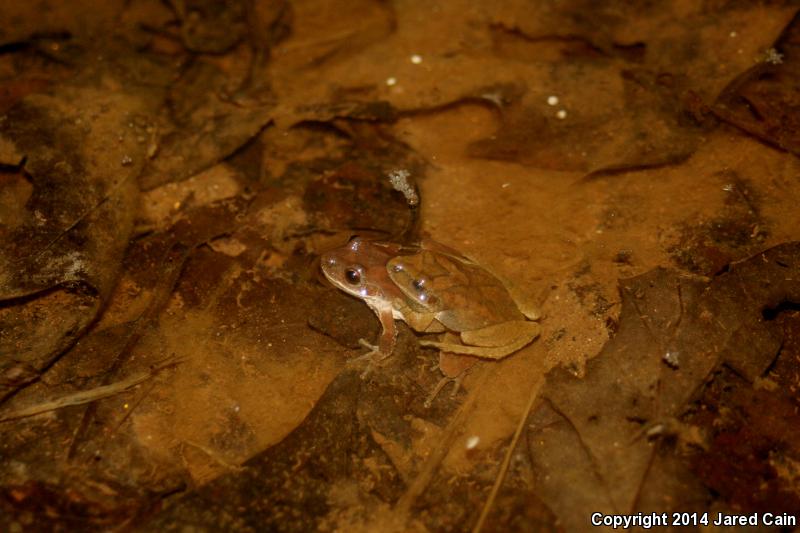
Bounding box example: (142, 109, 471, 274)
(352, 301, 398, 377)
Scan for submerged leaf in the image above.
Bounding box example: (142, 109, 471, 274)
(527, 242, 800, 529)
(0, 82, 150, 399)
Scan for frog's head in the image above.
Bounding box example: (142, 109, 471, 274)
(321, 236, 391, 301)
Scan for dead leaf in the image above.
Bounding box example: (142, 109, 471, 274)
(714, 11, 800, 156)
(525, 242, 800, 530)
(0, 82, 150, 400)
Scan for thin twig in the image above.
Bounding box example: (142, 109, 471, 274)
(0, 358, 181, 422)
(472, 377, 540, 533)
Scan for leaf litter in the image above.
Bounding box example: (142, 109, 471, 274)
(1, 0, 800, 531)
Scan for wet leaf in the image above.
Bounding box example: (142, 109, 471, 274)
(139, 370, 404, 531)
(688, 365, 800, 514)
(139, 60, 275, 190)
(167, 0, 248, 54)
(525, 242, 800, 530)
(0, 82, 151, 399)
(0, 2, 126, 47)
(714, 11, 800, 156)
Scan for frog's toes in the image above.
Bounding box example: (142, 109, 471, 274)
(357, 356, 393, 379)
(423, 375, 463, 408)
(348, 339, 393, 378)
(357, 338, 377, 351)
(346, 349, 378, 376)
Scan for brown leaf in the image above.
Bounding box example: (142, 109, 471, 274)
(714, 11, 800, 156)
(0, 82, 150, 399)
(526, 242, 800, 529)
(139, 61, 275, 190)
(140, 370, 405, 531)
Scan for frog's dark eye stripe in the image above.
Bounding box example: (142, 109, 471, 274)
(345, 268, 361, 284)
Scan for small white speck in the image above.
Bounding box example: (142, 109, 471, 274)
(388, 168, 418, 206)
(556, 109, 567, 119)
(722, 183, 734, 192)
(410, 54, 422, 64)
(465, 435, 480, 449)
(501, 182, 510, 188)
(386, 77, 397, 86)
(729, 31, 738, 38)
(547, 95, 559, 106)
(481, 91, 503, 106)
(663, 350, 680, 368)
(763, 47, 784, 65)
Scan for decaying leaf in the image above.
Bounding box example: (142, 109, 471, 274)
(715, 11, 800, 156)
(0, 82, 151, 399)
(138, 60, 276, 190)
(525, 242, 800, 530)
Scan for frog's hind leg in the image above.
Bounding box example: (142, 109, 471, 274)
(419, 339, 525, 359)
(420, 322, 540, 360)
(423, 342, 477, 408)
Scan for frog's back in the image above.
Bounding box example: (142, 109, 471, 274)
(433, 262, 524, 330)
(388, 248, 524, 331)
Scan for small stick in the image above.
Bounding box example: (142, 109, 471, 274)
(0, 358, 181, 422)
(472, 378, 540, 533)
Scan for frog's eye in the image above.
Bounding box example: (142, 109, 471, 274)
(345, 268, 361, 285)
(412, 278, 426, 290)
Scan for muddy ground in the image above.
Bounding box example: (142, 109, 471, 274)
(2, 1, 800, 531)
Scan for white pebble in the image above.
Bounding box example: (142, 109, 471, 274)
(547, 95, 559, 106)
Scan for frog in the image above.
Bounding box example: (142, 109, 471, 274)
(385, 240, 540, 356)
(320, 236, 540, 367)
